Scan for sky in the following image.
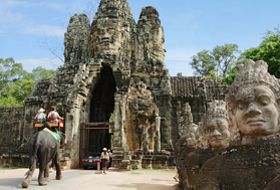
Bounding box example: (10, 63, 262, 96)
(1, 0, 280, 76)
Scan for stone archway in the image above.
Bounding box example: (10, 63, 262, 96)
(90, 65, 116, 122)
(86, 65, 116, 155)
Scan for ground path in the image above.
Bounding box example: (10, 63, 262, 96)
(0, 168, 177, 190)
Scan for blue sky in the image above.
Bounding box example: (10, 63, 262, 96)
(1, 0, 279, 76)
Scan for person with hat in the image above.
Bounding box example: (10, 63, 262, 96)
(100, 147, 110, 174)
(34, 108, 46, 123)
(108, 149, 113, 168)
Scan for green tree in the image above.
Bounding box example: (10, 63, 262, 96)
(222, 58, 245, 84)
(5, 78, 36, 103)
(190, 50, 216, 77)
(0, 58, 56, 107)
(0, 58, 24, 97)
(0, 96, 21, 107)
(30, 66, 55, 81)
(243, 29, 280, 77)
(190, 44, 240, 78)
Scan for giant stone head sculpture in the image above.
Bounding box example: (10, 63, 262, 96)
(226, 60, 280, 143)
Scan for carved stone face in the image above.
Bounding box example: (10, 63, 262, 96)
(204, 118, 230, 149)
(186, 124, 198, 147)
(92, 26, 122, 53)
(234, 85, 280, 137)
(91, 18, 129, 56)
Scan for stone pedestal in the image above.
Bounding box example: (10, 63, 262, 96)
(111, 147, 124, 168)
(60, 156, 71, 170)
(130, 151, 143, 169)
(142, 152, 153, 169)
(120, 160, 130, 170)
(152, 153, 169, 169)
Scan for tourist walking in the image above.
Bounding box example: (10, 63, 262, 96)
(100, 147, 110, 174)
(108, 149, 112, 168)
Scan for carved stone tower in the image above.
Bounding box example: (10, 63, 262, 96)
(23, 0, 174, 169)
(20, 0, 227, 170)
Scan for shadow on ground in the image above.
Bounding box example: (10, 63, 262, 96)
(0, 177, 24, 189)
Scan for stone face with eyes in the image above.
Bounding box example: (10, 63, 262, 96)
(204, 118, 230, 149)
(234, 85, 279, 137)
(199, 100, 230, 149)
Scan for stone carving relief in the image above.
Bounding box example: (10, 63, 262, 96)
(90, 0, 133, 60)
(125, 81, 160, 153)
(64, 13, 91, 65)
(91, 21, 124, 56)
(175, 102, 193, 138)
(136, 6, 165, 64)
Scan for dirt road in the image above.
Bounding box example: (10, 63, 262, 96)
(0, 168, 177, 190)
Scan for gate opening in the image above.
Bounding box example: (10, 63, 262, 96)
(80, 65, 116, 158)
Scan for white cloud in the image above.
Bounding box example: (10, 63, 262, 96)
(7, 0, 64, 10)
(24, 25, 65, 37)
(7, 0, 35, 7)
(0, 0, 65, 37)
(17, 57, 63, 72)
(0, 1, 24, 24)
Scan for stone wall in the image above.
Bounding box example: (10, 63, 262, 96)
(0, 107, 24, 153)
(170, 75, 227, 146)
(0, 107, 28, 167)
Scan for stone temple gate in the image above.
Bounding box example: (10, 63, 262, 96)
(18, 0, 226, 169)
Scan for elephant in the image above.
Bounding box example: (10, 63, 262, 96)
(22, 127, 65, 188)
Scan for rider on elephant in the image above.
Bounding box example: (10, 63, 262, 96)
(34, 108, 46, 123)
(47, 106, 64, 123)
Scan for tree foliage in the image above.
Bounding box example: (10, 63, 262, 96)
(222, 58, 245, 85)
(0, 58, 24, 95)
(30, 66, 56, 81)
(0, 58, 55, 107)
(243, 29, 280, 77)
(190, 44, 240, 78)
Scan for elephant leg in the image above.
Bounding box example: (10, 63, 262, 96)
(44, 163, 50, 180)
(22, 157, 36, 188)
(53, 155, 62, 180)
(38, 168, 47, 185)
(38, 158, 48, 186)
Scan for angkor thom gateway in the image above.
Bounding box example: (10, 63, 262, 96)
(0, 0, 225, 170)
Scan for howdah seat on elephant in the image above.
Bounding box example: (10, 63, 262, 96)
(32, 119, 64, 128)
